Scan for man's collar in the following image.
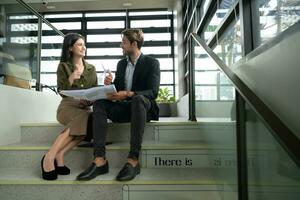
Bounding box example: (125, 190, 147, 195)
(126, 53, 142, 66)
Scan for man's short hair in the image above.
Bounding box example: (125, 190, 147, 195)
(122, 28, 144, 49)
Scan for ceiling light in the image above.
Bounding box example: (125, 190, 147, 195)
(123, 2, 132, 7)
(46, 5, 56, 9)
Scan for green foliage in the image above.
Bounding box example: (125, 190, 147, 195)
(156, 87, 175, 103)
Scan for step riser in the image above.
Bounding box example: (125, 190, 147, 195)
(123, 185, 236, 200)
(20, 123, 274, 150)
(21, 126, 155, 143)
(1, 184, 298, 200)
(0, 149, 276, 170)
(21, 124, 236, 144)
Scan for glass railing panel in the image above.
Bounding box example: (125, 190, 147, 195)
(0, 1, 38, 89)
(246, 103, 300, 200)
(193, 41, 238, 200)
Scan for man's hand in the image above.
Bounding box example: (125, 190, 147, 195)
(104, 71, 113, 85)
(107, 91, 128, 101)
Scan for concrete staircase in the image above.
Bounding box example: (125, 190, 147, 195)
(0, 118, 298, 200)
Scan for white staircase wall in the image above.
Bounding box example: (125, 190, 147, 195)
(176, 94, 234, 118)
(0, 84, 60, 145)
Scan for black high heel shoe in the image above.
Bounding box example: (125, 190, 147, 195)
(41, 155, 57, 180)
(54, 160, 70, 175)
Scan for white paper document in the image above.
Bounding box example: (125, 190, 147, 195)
(60, 84, 117, 101)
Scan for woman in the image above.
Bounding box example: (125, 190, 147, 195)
(41, 33, 97, 180)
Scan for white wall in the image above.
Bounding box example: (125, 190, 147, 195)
(177, 94, 234, 118)
(174, 0, 185, 99)
(0, 84, 61, 145)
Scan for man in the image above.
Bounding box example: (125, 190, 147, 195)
(77, 29, 160, 181)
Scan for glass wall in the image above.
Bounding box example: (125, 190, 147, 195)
(0, 2, 38, 89)
(245, 103, 300, 200)
(0, 1, 63, 92)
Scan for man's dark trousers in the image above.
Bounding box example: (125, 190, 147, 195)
(93, 95, 151, 160)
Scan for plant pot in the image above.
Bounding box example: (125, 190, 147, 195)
(158, 103, 171, 117)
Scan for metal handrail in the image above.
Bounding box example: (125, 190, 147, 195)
(189, 32, 300, 167)
(16, 0, 64, 37)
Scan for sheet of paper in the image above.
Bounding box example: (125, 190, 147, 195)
(60, 84, 117, 101)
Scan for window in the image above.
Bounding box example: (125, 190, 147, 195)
(40, 19, 70, 91)
(86, 34, 122, 43)
(204, 0, 238, 41)
(204, 1, 238, 101)
(214, 19, 242, 67)
(131, 19, 171, 28)
(187, 0, 239, 101)
(128, 10, 174, 95)
(42, 22, 81, 30)
(87, 21, 125, 29)
(39, 10, 174, 95)
(253, 0, 300, 47)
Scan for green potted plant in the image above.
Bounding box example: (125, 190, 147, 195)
(156, 87, 175, 117)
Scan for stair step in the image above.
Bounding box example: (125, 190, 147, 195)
(0, 167, 215, 185)
(0, 167, 228, 200)
(0, 167, 297, 186)
(0, 167, 298, 200)
(0, 141, 276, 170)
(0, 141, 236, 169)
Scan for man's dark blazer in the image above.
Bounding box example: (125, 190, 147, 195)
(113, 53, 160, 121)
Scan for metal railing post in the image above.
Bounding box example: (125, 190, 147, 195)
(236, 91, 248, 200)
(188, 36, 197, 121)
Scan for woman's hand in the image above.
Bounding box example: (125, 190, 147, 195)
(68, 66, 83, 86)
